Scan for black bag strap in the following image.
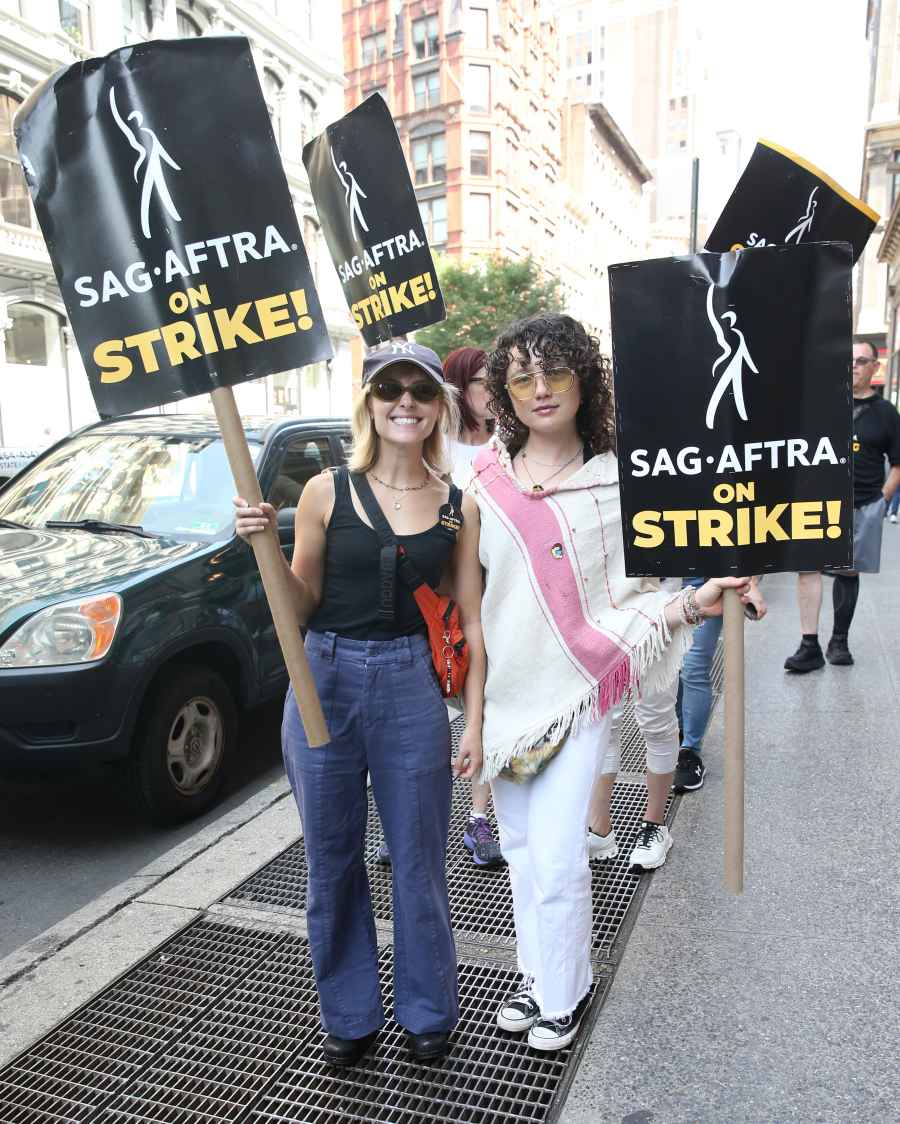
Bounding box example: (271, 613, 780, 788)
(347, 468, 461, 621)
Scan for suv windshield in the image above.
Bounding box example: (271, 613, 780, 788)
(0, 431, 260, 541)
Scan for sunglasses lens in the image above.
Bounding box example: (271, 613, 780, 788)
(371, 379, 403, 401)
(508, 375, 535, 400)
(548, 368, 575, 392)
(411, 381, 439, 402)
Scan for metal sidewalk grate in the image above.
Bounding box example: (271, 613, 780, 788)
(226, 716, 670, 960)
(0, 921, 288, 1123)
(0, 924, 605, 1124)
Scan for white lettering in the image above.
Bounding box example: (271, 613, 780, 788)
(74, 276, 99, 308)
(631, 449, 650, 477)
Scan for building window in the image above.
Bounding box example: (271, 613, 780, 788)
(470, 130, 490, 176)
(263, 69, 283, 146)
(419, 196, 447, 244)
(412, 14, 439, 60)
(412, 133, 446, 185)
(121, 0, 148, 40)
(468, 5, 488, 48)
(361, 31, 387, 64)
(469, 192, 491, 240)
(300, 91, 317, 147)
(413, 70, 440, 110)
(176, 9, 202, 36)
(59, 0, 92, 46)
(467, 64, 490, 112)
(0, 93, 32, 228)
(6, 304, 64, 367)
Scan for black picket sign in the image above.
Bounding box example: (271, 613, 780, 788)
(15, 37, 332, 417)
(610, 242, 854, 578)
(706, 140, 878, 264)
(303, 95, 445, 346)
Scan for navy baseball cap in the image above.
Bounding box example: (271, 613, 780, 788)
(362, 340, 444, 386)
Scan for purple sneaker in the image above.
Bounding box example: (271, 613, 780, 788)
(463, 815, 506, 869)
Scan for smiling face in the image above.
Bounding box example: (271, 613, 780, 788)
(505, 347, 581, 438)
(367, 362, 441, 448)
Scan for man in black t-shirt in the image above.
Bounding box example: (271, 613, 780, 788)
(785, 339, 900, 672)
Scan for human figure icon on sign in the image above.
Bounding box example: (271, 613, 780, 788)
(331, 148, 370, 240)
(785, 186, 818, 245)
(109, 87, 182, 240)
(704, 283, 758, 431)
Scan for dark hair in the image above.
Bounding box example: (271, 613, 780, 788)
(442, 347, 488, 434)
(486, 313, 614, 456)
(853, 338, 878, 361)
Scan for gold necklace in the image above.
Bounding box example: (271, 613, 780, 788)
(519, 448, 583, 492)
(369, 471, 430, 510)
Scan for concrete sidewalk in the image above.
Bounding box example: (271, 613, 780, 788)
(561, 533, 900, 1123)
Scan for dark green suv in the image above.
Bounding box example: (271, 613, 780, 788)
(0, 413, 350, 823)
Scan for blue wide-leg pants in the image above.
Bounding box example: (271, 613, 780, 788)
(282, 629, 459, 1039)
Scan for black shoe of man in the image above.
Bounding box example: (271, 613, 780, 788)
(784, 639, 825, 673)
(826, 635, 854, 666)
(407, 1030, 451, 1063)
(322, 1029, 379, 1068)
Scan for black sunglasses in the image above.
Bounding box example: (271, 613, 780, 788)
(370, 377, 440, 403)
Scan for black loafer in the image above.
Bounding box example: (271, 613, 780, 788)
(322, 1029, 379, 1067)
(407, 1030, 451, 1062)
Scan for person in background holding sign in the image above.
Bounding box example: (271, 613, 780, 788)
(465, 313, 750, 1052)
(234, 341, 485, 1067)
(785, 340, 900, 672)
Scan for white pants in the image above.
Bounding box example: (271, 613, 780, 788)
(603, 676, 680, 775)
(491, 713, 612, 1019)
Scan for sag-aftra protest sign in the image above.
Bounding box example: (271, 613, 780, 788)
(15, 37, 332, 417)
(706, 139, 878, 263)
(610, 241, 853, 578)
(303, 95, 445, 345)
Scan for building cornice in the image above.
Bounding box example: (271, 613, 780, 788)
(878, 192, 900, 262)
(587, 101, 651, 185)
(220, 0, 343, 87)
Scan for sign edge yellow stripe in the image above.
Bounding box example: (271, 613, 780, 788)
(759, 138, 880, 224)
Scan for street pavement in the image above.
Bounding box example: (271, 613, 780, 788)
(2, 534, 899, 1119)
(0, 698, 284, 960)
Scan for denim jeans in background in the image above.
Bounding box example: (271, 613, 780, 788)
(888, 490, 900, 517)
(283, 630, 458, 1039)
(677, 612, 723, 754)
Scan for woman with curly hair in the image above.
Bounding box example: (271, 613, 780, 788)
(462, 312, 749, 1051)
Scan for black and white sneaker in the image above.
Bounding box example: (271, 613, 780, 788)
(673, 748, 706, 792)
(496, 977, 541, 1033)
(629, 821, 673, 870)
(527, 993, 590, 1052)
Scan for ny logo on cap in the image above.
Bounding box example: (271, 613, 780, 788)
(385, 341, 415, 355)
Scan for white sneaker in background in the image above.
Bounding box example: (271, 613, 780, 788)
(628, 821, 673, 870)
(587, 827, 618, 862)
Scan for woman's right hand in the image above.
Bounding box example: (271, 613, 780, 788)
(233, 496, 277, 541)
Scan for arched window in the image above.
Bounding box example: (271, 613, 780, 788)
(0, 92, 32, 228)
(300, 91, 317, 147)
(5, 303, 65, 367)
(176, 9, 202, 37)
(263, 69, 284, 146)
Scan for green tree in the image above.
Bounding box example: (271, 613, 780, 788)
(415, 254, 561, 358)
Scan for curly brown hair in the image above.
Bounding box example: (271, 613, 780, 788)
(486, 313, 614, 457)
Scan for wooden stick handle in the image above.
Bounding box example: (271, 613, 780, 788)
(211, 386, 329, 747)
(723, 587, 745, 894)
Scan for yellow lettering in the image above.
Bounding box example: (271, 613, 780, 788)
(632, 510, 664, 549)
(698, 509, 734, 547)
(662, 509, 698, 547)
(213, 302, 262, 349)
(123, 329, 162, 374)
(791, 501, 824, 539)
(160, 321, 201, 366)
(753, 504, 789, 542)
(256, 294, 295, 340)
(94, 339, 133, 383)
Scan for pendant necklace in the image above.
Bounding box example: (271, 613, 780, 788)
(369, 471, 430, 510)
(520, 448, 583, 492)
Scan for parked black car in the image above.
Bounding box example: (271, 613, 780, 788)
(0, 413, 350, 822)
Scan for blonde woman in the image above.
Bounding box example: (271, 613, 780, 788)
(233, 342, 485, 1068)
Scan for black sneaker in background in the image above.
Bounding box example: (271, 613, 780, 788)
(784, 640, 825, 673)
(673, 747, 706, 792)
(826, 635, 854, 665)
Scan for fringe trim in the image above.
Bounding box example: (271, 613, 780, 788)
(480, 610, 694, 783)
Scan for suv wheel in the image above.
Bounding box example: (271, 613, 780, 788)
(132, 665, 237, 824)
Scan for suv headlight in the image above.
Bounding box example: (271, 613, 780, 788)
(0, 593, 122, 668)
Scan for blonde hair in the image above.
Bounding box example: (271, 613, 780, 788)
(347, 379, 460, 475)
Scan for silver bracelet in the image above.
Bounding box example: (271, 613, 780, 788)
(680, 587, 703, 627)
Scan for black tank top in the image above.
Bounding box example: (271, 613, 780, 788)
(307, 467, 457, 640)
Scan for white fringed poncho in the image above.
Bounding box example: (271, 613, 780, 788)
(470, 439, 692, 782)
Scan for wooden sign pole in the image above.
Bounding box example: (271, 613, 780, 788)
(723, 587, 745, 893)
(211, 386, 329, 747)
